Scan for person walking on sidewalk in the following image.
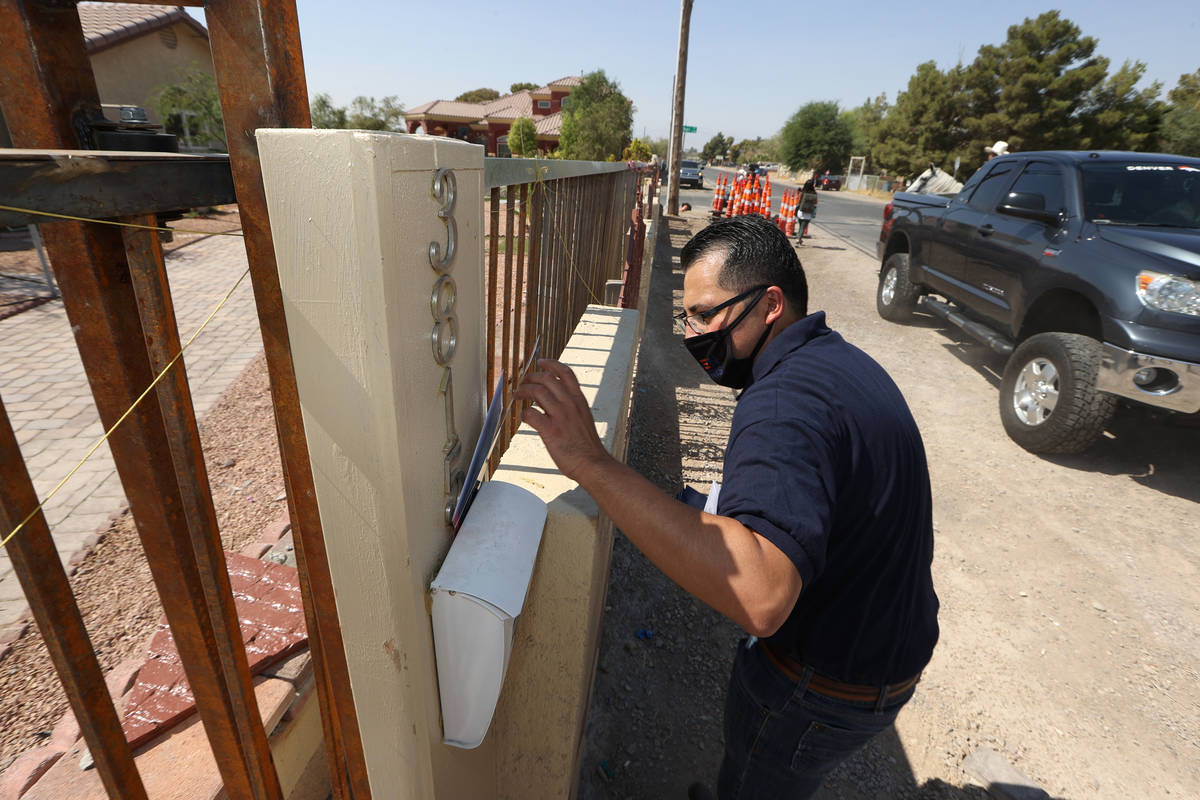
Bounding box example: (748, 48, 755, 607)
(518, 215, 939, 799)
(797, 179, 818, 242)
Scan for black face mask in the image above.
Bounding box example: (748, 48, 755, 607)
(684, 289, 773, 389)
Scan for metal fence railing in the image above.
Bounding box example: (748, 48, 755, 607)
(482, 159, 654, 466)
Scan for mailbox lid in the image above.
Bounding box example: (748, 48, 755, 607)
(430, 480, 547, 617)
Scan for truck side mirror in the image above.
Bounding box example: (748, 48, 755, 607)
(998, 192, 1064, 225)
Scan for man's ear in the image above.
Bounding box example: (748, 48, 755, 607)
(764, 286, 787, 324)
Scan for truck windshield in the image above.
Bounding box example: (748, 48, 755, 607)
(1081, 162, 1200, 228)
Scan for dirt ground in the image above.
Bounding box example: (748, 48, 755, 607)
(577, 211, 1199, 799)
(2, 207, 1196, 797)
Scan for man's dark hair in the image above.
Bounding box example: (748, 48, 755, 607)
(680, 215, 808, 316)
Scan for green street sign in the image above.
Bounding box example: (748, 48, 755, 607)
(682, 125, 697, 133)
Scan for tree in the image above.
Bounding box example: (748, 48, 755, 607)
(780, 101, 854, 174)
(841, 94, 889, 168)
(509, 116, 538, 157)
(700, 131, 733, 162)
(510, 82, 539, 94)
(153, 67, 226, 150)
(455, 87, 501, 103)
(1161, 69, 1200, 156)
(622, 138, 654, 162)
(311, 93, 347, 129)
(557, 70, 634, 161)
(1078, 61, 1164, 151)
(871, 62, 969, 177)
(963, 12, 1108, 154)
(731, 137, 773, 163)
(646, 137, 670, 159)
(346, 96, 405, 131)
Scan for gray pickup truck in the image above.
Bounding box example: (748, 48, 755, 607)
(876, 150, 1200, 454)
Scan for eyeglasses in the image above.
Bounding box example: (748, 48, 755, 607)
(674, 285, 769, 335)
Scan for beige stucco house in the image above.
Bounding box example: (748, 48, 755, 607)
(0, 3, 213, 149)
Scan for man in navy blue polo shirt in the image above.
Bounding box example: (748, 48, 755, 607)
(517, 214, 938, 799)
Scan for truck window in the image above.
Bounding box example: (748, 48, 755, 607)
(1005, 161, 1065, 212)
(1081, 161, 1200, 226)
(966, 163, 1016, 212)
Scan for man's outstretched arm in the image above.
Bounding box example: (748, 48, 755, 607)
(517, 359, 801, 637)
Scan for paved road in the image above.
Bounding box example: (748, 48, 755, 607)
(677, 167, 888, 258)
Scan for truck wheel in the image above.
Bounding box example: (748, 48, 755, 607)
(998, 332, 1118, 454)
(876, 253, 919, 322)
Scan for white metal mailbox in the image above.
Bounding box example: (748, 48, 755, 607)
(429, 480, 547, 748)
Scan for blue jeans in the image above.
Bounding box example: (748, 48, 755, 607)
(717, 638, 915, 800)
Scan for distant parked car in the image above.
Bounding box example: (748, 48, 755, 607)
(679, 159, 704, 188)
(820, 174, 842, 191)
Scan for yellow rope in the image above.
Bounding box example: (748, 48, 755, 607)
(0, 204, 244, 237)
(526, 170, 605, 305)
(1, 265, 252, 551)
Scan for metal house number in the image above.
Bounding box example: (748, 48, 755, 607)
(429, 168, 465, 523)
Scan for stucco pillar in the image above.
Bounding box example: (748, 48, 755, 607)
(256, 130, 491, 799)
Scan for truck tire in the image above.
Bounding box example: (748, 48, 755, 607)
(876, 253, 920, 322)
(998, 332, 1118, 454)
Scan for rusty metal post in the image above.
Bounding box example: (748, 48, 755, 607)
(620, 201, 647, 310)
(508, 184, 529, 444)
(502, 185, 516, 418)
(120, 217, 283, 800)
(204, 2, 371, 797)
(0, 400, 147, 799)
(487, 186, 502, 396)
(0, 5, 280, 798)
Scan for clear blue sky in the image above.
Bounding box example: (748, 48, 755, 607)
(189, 1, 1197, 146)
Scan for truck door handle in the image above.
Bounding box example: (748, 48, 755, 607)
(978, 224, 994, 237)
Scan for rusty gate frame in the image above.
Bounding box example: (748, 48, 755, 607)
(0, 2, 370, 798)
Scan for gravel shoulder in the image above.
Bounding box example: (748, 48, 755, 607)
(578, 210, 1199, 799)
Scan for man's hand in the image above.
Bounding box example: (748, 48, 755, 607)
(516, 359, 612, 481)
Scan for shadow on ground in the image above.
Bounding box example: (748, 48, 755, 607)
(896, 310, 1200, 504)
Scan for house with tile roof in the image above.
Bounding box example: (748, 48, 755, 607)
(0, 3, 213, 149)
(405, 76, 583, 156)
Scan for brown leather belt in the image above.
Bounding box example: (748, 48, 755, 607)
(761, 642, 920, 703)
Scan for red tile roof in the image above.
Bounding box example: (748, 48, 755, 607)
(407, 99, 490, 119)
(534, 112, 564, 136)
(406, 77, 580, 138)
(482, 93, 533, 120)
(78, 3, 207, 53)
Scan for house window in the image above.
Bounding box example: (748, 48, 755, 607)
(537, 100, 551, 109)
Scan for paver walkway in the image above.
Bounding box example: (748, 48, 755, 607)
(0, 234, 263, 632)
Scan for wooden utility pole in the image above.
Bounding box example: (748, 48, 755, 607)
(667, 0, 693, 216)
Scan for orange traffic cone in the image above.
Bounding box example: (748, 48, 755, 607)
(711, 174, 722, 212)
(786, 191, 798, 236)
